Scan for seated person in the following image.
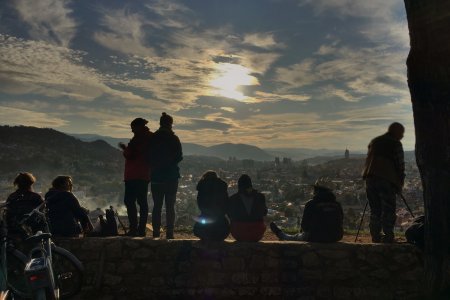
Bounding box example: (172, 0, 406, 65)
(193, 171, 230, 241)
(405, 215, 424, 250)
(227, 174, 267, 242)
(5, 172, 44, 238)
(45, 176, 93, 237)
(270, 177, 343, 242)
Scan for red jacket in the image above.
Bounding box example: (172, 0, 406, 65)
(123, 128, 152, 181)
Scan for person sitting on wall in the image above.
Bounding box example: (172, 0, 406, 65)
(227, 174, 268, 242)
(5, 172, 44, 238)
(405, 215, 424, 250)
(193, 171, 230, 241)
(270, 177, 344, 242)
(45, 176, 93, 237)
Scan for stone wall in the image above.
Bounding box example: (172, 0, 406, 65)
(55, 238, 424, 300)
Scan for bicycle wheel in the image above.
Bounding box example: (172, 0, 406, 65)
(51, 247, 83, 299)
(6, 248, 31, 299)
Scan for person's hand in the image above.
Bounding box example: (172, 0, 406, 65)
(118, 142, 126, 150)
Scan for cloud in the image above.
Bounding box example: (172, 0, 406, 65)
(177, 118, 233, 132)
(242, 33, 282, 49)
(0, 34, 148, 103)
(13, 0, 77, 47)
(0, 106, 68, 127)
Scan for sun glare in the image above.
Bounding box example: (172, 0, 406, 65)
(210, 63, 258, 101)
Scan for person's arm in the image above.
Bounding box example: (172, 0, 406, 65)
(173, 135, 183, 163)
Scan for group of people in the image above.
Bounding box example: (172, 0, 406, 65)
(4, 120, 415, 245)
(6, 172, 93, 238)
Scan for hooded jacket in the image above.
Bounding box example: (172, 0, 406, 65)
(301, 188, 343, 242)
(196, 177, 228, 218)
(228, 190, 268, 222)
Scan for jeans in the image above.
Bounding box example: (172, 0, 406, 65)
(366, 177, 397, 239)
(124, 180, 149, 234)
(151, 180, 178, 238)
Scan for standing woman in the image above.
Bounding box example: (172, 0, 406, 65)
(45, 176, 93, 237)
(6, 172, 44, 238)
(149, 112, 183, 239)
(193, 171, 230, 241)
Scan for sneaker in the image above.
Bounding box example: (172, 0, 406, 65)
(126, 230, 138, 237)
(166, 232, 174, 240)
(270, 222, 285, 241)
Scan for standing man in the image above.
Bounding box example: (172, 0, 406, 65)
(150, 112, 183, 239)
(119, 118, 152, 237)
(362, 122, 405, 243)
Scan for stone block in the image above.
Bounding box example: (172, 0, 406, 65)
(131, 247, 152, 259)
(105, 240, 123, 259)
(238, 287, 257, 296)
(302, 252, 321, 268)
(116, 260, 135, 274)
(231, 272, 259, 285)
(102, 274, 122, 287)
(222, 257, 245, 271)
(317, 249, 349, 260)
(260, 286, 282, 296)
(150, 276, 165, 287)
(261, 272, 279, 284)
(249, 255, 266, 270)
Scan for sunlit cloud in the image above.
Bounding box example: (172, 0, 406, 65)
(0, 106, 68, 128)
(210, 63, 259, 101)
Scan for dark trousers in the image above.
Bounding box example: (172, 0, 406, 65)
(366, 177, 397, 239)
(124, 180, 149, 234)
(151, 181, 178, 237)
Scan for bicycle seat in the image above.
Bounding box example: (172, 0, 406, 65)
(26, 231, 52, 243)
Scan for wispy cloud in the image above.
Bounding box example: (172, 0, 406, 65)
(13, 0, 77, 47)
(0, 106, 68, 127)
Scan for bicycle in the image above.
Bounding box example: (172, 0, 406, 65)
(0, 201, 37, 299)
(21, 204, 84, 300)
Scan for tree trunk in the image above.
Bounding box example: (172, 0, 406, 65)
(404, 0, 450, 298)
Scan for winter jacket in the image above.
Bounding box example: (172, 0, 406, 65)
(362, 132, 405, 190)
(149, 127, 183, 183)
(197, 177, 228, 218)
(45, 190, 91, 237)
(6, 190, 44, 237)
(301, 189, 343, 242)
(227, 190, 268, 222)
(123, 127, 152, 181)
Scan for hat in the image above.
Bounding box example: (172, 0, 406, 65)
(313, 177, 335, 191)
(160, 112, 173, 127)
(238, 174, 252, 192)
(130, 117, 148, 127)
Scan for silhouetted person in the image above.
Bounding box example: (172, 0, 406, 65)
(270, 178, 343, 242)
(228, 174, 267, 242)
(119, 118, 152, 237)
(193, 171, 230, 241)
(405, 215, 424, 250)
(45, 176, 93, 237)
(6, 172, 44, 238)
(149, 112, 183, 239)
(362, 122, 405, 243)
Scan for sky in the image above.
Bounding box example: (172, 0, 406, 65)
(0, 0, 414, 150)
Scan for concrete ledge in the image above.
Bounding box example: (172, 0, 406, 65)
(55, 238, 424, 300)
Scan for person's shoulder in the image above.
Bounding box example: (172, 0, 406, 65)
(229, 192, 240, 201)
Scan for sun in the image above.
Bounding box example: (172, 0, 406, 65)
(210, 63, 259, 101)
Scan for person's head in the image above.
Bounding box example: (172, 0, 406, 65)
(13, 172, 36, 191)
(313, 177, 335, 193)
(388, 122, 405, 141)
(51, 175, 73, 192)
(201, 170, 218, 181)
(130, 117, 148, 134)
(238, 174, 253, 193)
(160, 112, 173, 129)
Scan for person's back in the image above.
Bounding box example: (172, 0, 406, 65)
(194, 171, 229, 241)
(6, 190, 43, 238)
(301, 189, 343, 242)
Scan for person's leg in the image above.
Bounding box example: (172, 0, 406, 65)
(124, 180, 138, 235)
(366, 178, 382, 242)
(151, 183, 164, 238)
(270, 222, 305, 241)
(164, 180, 178, 239)
(136, 180, 149, 236)
(381, 182, 397, 243)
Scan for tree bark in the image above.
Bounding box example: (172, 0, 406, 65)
(404, 0, 450, 298)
